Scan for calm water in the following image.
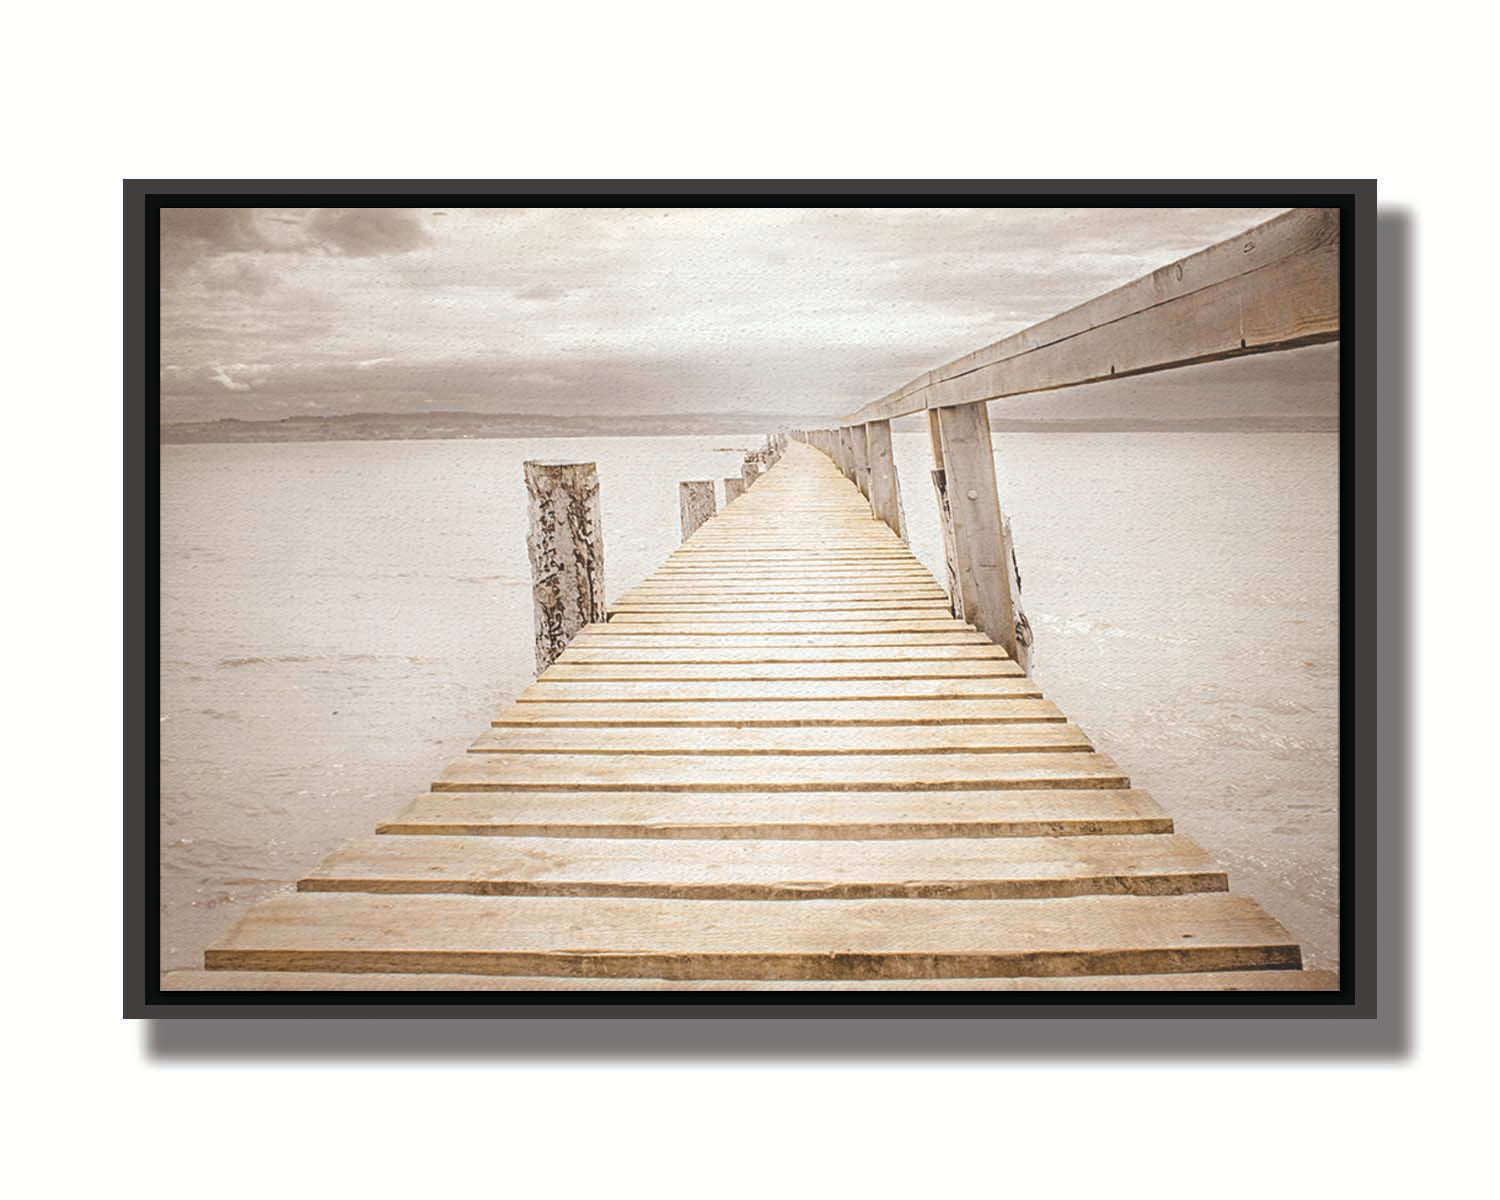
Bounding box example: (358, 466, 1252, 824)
(160, 432, 1339, 975)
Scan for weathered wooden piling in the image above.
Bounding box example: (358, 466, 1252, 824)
(679, 480, 716, 541)
(928, 403, 1018, 659)
(741, 460, 760, 490)
(864, 418, 906, 542)
(724, 476, 746, 503)
(524, 460, 605, 674)
(836, 428, 855, 480)
(1002, 513, 1033, 674)
(849, 423, 871, 500)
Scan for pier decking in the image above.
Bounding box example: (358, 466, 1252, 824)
(165, 443, 1335, 991)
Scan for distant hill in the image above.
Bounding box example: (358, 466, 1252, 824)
(160, 410, 787, 444)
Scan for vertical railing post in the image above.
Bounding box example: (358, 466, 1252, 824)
(928, 412, 962, 618)
(929, 402, 1017, 659)
(849, 424, 871, 500)
(678, 480, 716, 541)
(837, 428, 855, 480)
(724, 476, 746, 503)
(524, 460, 605, 674)
(864, 419, 905, 541)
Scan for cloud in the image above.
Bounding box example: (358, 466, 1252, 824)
(161, 207, 431, 292)
(197, 257, 277, 295)
(160, 206, 1299, 423)
(160, 208, 280, 282)
(306, 208, 430, 256)
(161, 363, 274, 395)
(160, 208, 276, 255)
(209, 365, 251, 392)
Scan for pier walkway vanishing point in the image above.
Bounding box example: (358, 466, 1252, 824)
(166, 441, 1336, 991)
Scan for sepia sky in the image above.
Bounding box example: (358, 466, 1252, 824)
(160, 205, 1296, 424)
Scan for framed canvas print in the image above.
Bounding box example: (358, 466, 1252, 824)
(127, 180, 1375, 1019)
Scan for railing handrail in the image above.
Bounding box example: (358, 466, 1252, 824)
(841, 207, 1339, 425)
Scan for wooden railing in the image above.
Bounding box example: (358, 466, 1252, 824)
(788, 207, 1341, 661)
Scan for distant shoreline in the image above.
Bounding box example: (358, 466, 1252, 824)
(160, 411, 1337, 444)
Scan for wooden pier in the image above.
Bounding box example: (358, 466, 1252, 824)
(163, 208, 1339, 992)
(166, 442, 1334, 991)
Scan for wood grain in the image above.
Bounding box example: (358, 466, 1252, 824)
(205, 892, 1302, 979)
(377, 787, 1176, 839)
(299, 833, 1226, 900)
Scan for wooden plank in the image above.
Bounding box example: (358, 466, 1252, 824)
(666, 548, 915, 558)
(654, 564, 920, 574)
(670, 541, 909, 548)
(377, 787, 1174, 839)
(636, 555, 920, 569)
(609, 600, 955, 614)
(592, 620, 974, 635)
(539, 662, 1024, 681)
(690, 512, 887, 519)
(521, 679, 1044, 702)
(204, 892, 1302, 978)
(432, 749, 1128, 792)
(845, 208, 1340, 422)
(665, 553, 913, 559)
(654, 564, 918, 573)
(644, 577, 934, 585)
(638, 575, 936, 586)
(618, 586, 950, 598)
(608, 613, 962, 624)
(640, 581, 937, 591)
(650, 560, 923, 569)
(653, 559, 927, 568)
(492, 698, 1066, 725)
(623, 577, 943, 587)
(554, 645, 1017, 663)
(606, 611, 966, 622)
(467, 723, 1093, 756)
(299, 833, 1227, 900)
(624, 573, 936, 585)
(648, 566, 933, 575)
(165, 969, 1340, 991)
(683, 535, 900, 541)
(616, 590, 952, 603)
(917, 240, 1340, 412)
(568, 632, 996, 648)
(645, 548, 922, 556)
(618, 583, 942, 592)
